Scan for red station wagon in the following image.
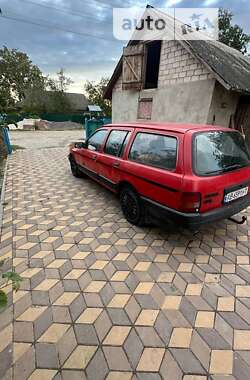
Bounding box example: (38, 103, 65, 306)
(69, 123, 250, 229)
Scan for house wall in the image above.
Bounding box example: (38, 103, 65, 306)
(158, 40, 213, 87)
(207, 82, 239, 127)
(112, 40, 216, 124)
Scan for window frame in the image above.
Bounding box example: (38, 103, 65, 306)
(104, 129, 130, 158)
(86, 128, 108, 152)
(128, 131, 178, 172)
(143, 41, 162, 90)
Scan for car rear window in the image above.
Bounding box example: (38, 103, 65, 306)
(104, 130, 129, 157)
(193, 131, 250, 176)
(129, 132, 177, 170)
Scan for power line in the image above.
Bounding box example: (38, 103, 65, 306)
(20, 0, 105, 21)
(0, 12, 119, 43)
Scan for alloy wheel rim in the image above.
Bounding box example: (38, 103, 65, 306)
(121, 192, 138, 222)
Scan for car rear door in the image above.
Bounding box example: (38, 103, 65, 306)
(97, 128, 133, 189)
(119, 128, 184, 210)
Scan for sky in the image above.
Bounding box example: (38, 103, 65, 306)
(0, 0, 249, 93)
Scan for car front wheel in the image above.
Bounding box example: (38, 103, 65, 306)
(120, 186, 145, 226)
(69, 157, 84, 178)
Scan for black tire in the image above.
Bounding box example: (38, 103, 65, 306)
(120, 186, 145, 226)
(69, 157, 84, 178)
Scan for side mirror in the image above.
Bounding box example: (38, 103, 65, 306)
(74, 140, 87, 149)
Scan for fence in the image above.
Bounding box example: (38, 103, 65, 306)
(0, 127, 12, 157)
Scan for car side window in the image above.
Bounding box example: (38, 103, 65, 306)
(104, 130, 128, 157)
(129, 132, 177, 170)
(87, 129, 108, 152)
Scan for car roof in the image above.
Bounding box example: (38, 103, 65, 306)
(104, 122, 233, 134)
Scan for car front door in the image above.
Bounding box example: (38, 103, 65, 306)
(78, 128, 108, 175)
(97, 129, 132, 190)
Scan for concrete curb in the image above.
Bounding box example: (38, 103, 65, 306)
(0, 156, 8, 234)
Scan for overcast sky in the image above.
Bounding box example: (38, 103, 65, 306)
(0, 0, 249, 93)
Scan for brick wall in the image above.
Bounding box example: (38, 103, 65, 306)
(158, 40, 214, 88)
(112, 40, 214, 94)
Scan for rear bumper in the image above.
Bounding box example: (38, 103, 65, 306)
(142, 195, 250, 229)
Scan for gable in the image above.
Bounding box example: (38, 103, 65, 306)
(158, 40, 213, 88)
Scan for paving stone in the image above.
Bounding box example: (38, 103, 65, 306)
(94, 310, 112, 342)
(61, 370, 87, 380)
(170, 349, 206, 374)
(35, 342, 59, 368)
(63, 345, 97, 369)
(74, 324, 99, 345)
(124, 328, 144, 370)
(210, 350, 233, 375)
(137, 348, 165, 372)
(233, 352, 250, 380)
(3, 147, 250, 379)
(160, 350, 183, 380)
(107, 308, 131, 325)
(86, 348, 109, 380)
(13, 345, 36, 380)
(136, 326, 165, 347)
(197, 328, 231, 349)
(103, 346, 132, 371)
(14, 321, 34, 343)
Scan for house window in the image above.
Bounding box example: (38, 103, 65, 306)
(138, 98, 153, 120)
(144, 41, 162, 89)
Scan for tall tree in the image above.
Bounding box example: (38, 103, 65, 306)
(0, 46, 45, 111)
(22, 69, 74, 113)
(54, 68, 74, 92)
(219, 8, 250, 54)
(46, 69, 73, 112)
(84, 77, 111, 117)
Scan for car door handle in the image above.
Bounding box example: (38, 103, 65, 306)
(92, 155, 97, 160)
(113, 162, 120, 168)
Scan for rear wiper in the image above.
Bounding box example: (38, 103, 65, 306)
(221, 164, 245, 172)
(203, 164, 245, 175)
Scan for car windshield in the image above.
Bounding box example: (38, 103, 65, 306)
(193, 131, 250, 175)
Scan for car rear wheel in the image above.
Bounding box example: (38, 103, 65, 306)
(69, 157, 84, 178)
(120, 186, 145, 226)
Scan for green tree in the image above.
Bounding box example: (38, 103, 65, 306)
(23, 69, 74, 113)
(84, 77, 111, 117)
(45, 69, 73, 113)
(219, 8, 250, 54)
(0, 46, 45, 112)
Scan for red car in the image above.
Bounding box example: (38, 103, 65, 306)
(69, 123, 250, 229)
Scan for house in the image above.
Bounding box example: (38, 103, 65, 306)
(18, 91, 89, 114)
(64, 92, 89, 112)
(104, 33, 250, 143)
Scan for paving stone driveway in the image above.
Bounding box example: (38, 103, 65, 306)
(1, 147, 250, 380)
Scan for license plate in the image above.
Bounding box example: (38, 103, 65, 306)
(224, 187, 248, 203)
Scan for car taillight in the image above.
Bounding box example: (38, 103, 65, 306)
(181, 192, 201, 213)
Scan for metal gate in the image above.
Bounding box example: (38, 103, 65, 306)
(85, 118, 111, 139)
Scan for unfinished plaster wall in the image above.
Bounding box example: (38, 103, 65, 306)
(112, 79, 215, 124)
(207, 82, 239, 127)
(111, 40, 216, 124)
